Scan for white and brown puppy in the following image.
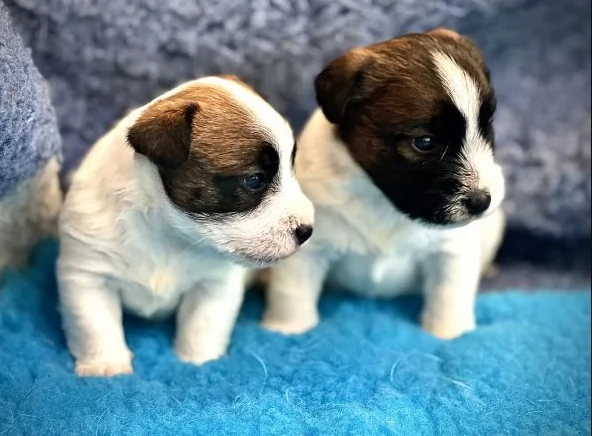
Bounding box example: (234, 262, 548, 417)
(57, 76, 314, 377)
(262, 29, 505, 340)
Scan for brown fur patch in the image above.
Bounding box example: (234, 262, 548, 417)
(315, 32, 492, 168)
(127, 81, 281, 215)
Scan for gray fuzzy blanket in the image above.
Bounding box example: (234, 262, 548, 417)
(4, 0, 591, 244)
(0, 1, 60, 197)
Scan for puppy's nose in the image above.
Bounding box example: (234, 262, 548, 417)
(464, 190, 491, 216)
(294, 225, 313, 246)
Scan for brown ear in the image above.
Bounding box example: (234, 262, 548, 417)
(314, 47, 374, 124)
(127, 98, 199, 169)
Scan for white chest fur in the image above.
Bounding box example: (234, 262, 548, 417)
(314, 202, 491, 299)
(108, 212, 242, 319)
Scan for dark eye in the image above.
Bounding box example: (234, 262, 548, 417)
(241, 173, 267, 192)
(412, 135, 437, 153)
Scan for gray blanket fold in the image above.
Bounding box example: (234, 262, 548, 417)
(0, 1, 61, 197)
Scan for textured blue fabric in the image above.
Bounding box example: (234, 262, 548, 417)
(4, 0, 591, 241)
(1, 241, 590, 436)
(0, 1, 61, 197)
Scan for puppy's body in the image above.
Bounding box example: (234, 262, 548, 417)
(296, 110, 503, 296)
(58, 77, 313, 376)
(263, 30, 505, 339)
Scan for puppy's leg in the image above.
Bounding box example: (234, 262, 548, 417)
(262, 250, 330, 335)
(175, 269, 246, 365)
(420, 253, 481, 340)
(58, 269, 132, 377)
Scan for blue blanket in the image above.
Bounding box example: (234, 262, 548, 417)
(1, 241, 590, 435)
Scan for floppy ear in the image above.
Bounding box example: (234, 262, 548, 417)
(314, 47, 374, 124)
(127, 98, 199, 170)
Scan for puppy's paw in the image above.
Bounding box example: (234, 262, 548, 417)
(75, 357, 133, 377)
(175, 347, 225, 366)
(421, 312, 476, 340)
(261, 313, 319, 335)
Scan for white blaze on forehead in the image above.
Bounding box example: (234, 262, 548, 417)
(431, 51, 504, 211)
(431, 51, 481, 126)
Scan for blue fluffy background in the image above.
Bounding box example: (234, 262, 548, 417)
(0, 242, 590, 435)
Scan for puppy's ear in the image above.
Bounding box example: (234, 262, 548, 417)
(127, 98, 199, 169)
(314, 47, 374, 124)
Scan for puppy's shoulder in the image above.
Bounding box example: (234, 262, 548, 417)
(296, 109, 365, 203)
(60, 112, 142, 240)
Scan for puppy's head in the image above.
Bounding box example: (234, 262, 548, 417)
(315, 29, 505, 226)
(127, 76, 314, 266)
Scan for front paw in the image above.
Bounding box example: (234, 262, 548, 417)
(175, 343, 226, 366)
(75, 355, 133, 377)
(261, 312, 319, 335)
(421, 311, 476, 340)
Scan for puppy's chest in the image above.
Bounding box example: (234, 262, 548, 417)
(112, 232, 224, 319)
(317, 207, 445, 298)
(314, 202, 437, 257)
(327, 231, 436, 298)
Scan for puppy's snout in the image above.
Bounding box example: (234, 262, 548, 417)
(293, 225, 313, 246)
(464, 190, 491, 216)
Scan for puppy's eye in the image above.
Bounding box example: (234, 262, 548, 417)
(412, 135, 437, 153)
(241, 173, 267, 192)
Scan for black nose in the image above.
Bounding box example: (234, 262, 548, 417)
(294, 225, 313, 245)
(464, 191, 491, 216)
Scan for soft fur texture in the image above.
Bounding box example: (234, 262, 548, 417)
(0, 242, 590, 435)
(58, 76, 313, 376)
(0, 2, 62, 271)
(5, 0, 591, 245)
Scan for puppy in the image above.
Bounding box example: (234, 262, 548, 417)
(262, 29, 505, 340)
(57, 76, 314, 376)
(0, 159, 62, 272)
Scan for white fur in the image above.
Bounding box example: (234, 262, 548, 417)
(262, 109, 505, 339)
(57, 77, 313, 376)
(0, 158, 62, 272)
(432, 51, 505, 216)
